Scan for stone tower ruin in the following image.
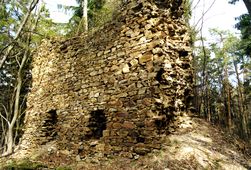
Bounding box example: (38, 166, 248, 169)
(18, 0, 193, 159)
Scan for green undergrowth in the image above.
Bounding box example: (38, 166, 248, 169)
(0, 159, 72, 170)
(1, 159, 46, 170)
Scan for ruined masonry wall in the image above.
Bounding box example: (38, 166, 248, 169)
(20, 0, 193, 158)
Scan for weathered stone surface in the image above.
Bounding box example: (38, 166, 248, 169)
(113, 123, 122, 129)
(17, 0, 193, 159)
(139, 52, 153, 64)
(122, 64, 130, 73)
(130, 59, 139, 67)
(122, 121, 136, 129)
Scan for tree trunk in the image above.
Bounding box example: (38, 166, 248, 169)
(4, 49, 28, 155)
(0, 113, 7, 152)
(223, 67, 232, 132)
(82, 0, 88, 32)
(206, 83, 211, 122)
(233, 61, 248, 139)
(218, 74, 224, 125)
(2, 3, 42, 155)
(76, 0, 88, 35)
(199, 30, 209, 119)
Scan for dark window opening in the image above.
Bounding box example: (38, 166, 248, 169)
(155, 118, 172, 134)
(154, 109, 174, 134)
(156, 68, 165, 82)
(132, 3, 143, 12)
(129, 130, 145, 143)
(42, 109, 58, 141)
(155, 119, 167, 131)
(87, 110, 107, 139)
(136, 136, 145, 143)
(171, 0, 182, 13)
(154, 0, 170, 9)
(181, 63, 190, 69)
(179, 50, 189, 57)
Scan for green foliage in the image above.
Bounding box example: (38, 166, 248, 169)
(235, 14, 251, 57)
(68, 0, 107, 30)
(234, 14, 251, 112)
(0, 0, 66, 154)
(1, 159, 73, 170)
(66, 0, 120, 35)
(194, 28, 251, 139)
(89, 0, 120, 28)
(183, 0, 192, 23)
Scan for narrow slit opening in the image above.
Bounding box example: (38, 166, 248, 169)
(42, 109, 58, 142)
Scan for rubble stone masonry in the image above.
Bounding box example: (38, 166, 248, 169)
(19, 0, 193, 158)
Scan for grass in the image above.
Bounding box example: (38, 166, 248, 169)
(1, 159, 47, 170)
(1, 159, 73, 170)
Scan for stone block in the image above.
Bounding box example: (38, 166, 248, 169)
(139, 52, 153, 64)
(122, 121, 136, 129)
(112, 123, 122, 129)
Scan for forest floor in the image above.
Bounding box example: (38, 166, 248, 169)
(1, 117, 250, 170)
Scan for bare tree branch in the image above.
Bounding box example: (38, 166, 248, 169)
(0, 104, 10, 126)
(0, 112, 10, 126)
(193, 0, 217, 31)
(191, 0, 202, 11)
(0, 0, 39, 69)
